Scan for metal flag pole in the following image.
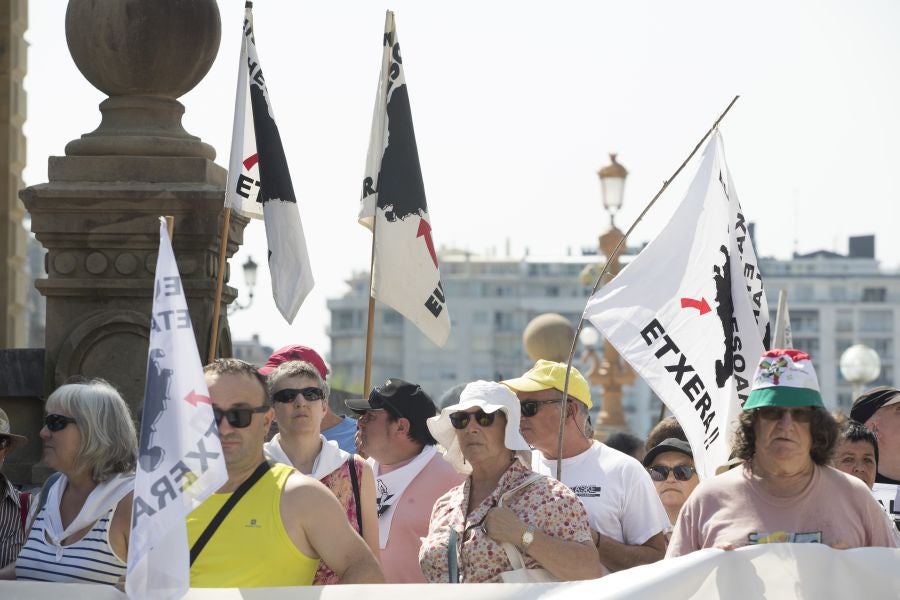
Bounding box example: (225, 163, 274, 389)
(554, 96, 741, 478)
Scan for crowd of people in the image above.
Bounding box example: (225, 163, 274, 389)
(0, 345, 897, 588)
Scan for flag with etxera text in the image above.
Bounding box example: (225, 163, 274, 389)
(358, 11, 450, 347)
(126, 219, 228, 600)
(584, 132, 770, 479)
(225, 3, 314, 322)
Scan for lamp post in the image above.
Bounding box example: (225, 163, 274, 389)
(228, 255, 258, 314)
(580, 154, 635, 440)
(840, 343, 881, 404)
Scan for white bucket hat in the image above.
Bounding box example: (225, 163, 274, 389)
(427, 380, 530, 473)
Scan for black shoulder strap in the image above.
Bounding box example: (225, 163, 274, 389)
(347, 456, 363, 535)
(190, 461, 271, 567)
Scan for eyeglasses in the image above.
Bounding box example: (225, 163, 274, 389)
(272, 387, 325, 403)
(520, 399, 562, 418)
(647, 464, 696, 482)
(45, 414, 77, 432)
(450, 410, 497, 429)
(365, 388, 402, 416)
(213, 405, 270, 429)
(755, 407, 814, 423)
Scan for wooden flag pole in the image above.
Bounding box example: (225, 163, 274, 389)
(554, 96, 741, 478)
(363, 215, 378, 396)
(208, 207, 233, 364)
(165, 216, 175, 240)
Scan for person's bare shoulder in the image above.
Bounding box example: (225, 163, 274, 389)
(281, 471, 344, 518)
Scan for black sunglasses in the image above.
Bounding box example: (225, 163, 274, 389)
(273, 387, 325, 404)
(450, 410, 497, 429)
(365, 388, 402, 415)
(647, 464, 696, 482)
(45, 414, 77, 432)
(755, 407, 813, 423)
(520, 399, 562, 418)
(213, 405, 270, 429)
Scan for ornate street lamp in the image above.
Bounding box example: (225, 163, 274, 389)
(597, 153, 628, 227)
(229, 255, 258, 314)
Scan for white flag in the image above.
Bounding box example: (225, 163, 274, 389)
(126, 219, 228, 599)
(359, 11, 450, 347)
(225, 5, 314, 322)
(584, 132, 770, 478)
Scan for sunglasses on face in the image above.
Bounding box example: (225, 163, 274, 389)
(272, 387, 325, 404)
(755, 407, 813, 423)
(45, 414, 77, 432)
(213, 405, 270, 429)
(647, 464, 696, 482)
(450, 409, 497, 430)
(520, 399, 562, 418)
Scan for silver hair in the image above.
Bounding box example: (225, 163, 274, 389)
(266, 361, 330, 399)
(45, 380, 137, 482)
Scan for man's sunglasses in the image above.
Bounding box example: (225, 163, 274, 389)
(755, 407, 813, 423)
(365, 388, 402, 415)
(647, 464, 696, 482)
(450, 410, 497, 430)
(213, 405, 270, 429)
(520, 399, 562, 418)
(45, 414, 77, 432)
(273, 387, 325, 404)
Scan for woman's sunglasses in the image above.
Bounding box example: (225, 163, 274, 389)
(273, 387, 325, 403)
(647, 464, 696, 482)
(520, 399, 562, 418)
(44, 414, 77, 432)
(213, 405, 270, 429)
(755, 407, 813, 423)
(450, 410, 497, 430)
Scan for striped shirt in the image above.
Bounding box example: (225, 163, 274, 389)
(0, 476, 26, 568)
(15, 505, 126, 585)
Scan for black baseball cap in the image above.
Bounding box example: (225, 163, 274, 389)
(345, 378, 437, 427)
(850, 386, 900, 424)
(642, 437, 693, 467)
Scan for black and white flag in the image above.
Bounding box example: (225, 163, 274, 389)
(226, 3, 314, 322)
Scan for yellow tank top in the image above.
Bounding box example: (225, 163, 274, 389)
(187, 462, 319, 588)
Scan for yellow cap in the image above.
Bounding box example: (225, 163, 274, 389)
(501, 359, 592, 409)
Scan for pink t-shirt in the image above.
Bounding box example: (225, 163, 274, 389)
(378, 453, 465, 583)
(667, 463, 898, 557)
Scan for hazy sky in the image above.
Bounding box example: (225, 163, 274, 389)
(24, 1, 900, 357)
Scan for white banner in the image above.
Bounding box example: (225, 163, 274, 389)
(126, 219, 228, 600)
(358, 11, 450, 347)
(226, 5, 315, 323)
(584, 132, 769, 478)
(12, 546, 899, 599)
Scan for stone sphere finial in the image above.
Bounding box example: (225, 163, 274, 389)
(523, 313, 575, 363)
(63, 0, 221, 159)
(66, 0, 221, 98)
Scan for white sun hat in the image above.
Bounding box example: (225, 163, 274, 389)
(427, 380, 530, 473)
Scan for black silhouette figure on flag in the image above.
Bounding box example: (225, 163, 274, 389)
(140, 349, 172, 472)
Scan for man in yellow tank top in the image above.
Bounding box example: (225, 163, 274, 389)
(187, 359, 383, 588)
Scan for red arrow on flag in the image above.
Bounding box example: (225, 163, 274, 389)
(243, 153, 259, 170)
(184, 390, 211, 407)
(417, 218, 438, 269)
(680, 297, 711, 315)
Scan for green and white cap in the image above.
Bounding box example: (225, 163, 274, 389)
(744, 349, 825, 410)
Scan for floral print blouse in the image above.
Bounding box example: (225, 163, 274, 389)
(419, 460, 593, 583)
(314, 455, 364, 585)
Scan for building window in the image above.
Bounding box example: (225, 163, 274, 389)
(860, 310, 893, 333)
(862, 287, 886, 302)
(334, 310, 355, 330)
(791, 310, 819, 333)
(835, 310, 853, 333)
(793, 337, 819, 356)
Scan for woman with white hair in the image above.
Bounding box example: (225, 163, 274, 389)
(11, 380, 137, 585)
(419, 381, 600, 583)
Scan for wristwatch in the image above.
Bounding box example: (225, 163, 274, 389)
(520, 525, 536, 554)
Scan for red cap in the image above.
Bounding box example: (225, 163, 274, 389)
(259, 345, 328, 379)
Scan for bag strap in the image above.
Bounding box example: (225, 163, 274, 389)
(18, 492, 30, 535)
(36, 472, 61, 517)
(189, 461, 270, 567)
(347, 456, 363, 535)
(501, 541, 527, 570)
(497, 473, 545, 508)
(447, 528, 459, 583)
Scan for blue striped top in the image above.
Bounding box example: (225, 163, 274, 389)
(15, 505, 126, 585)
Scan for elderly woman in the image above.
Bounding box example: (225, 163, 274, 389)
(419, 381, 600, 583)
(263, 360, 379, 583)
(10, 380, 137, 584)
(642, 438, 699, 537)
(667, 350, 897, 556)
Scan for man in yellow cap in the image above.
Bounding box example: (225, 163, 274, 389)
(502, 360, 669, 573)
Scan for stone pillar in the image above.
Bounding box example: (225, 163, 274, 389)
(0, 0, 28, 348)
(20, 0, 246, 428)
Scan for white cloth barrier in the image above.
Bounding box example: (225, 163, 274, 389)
(2, 545, 898, 599)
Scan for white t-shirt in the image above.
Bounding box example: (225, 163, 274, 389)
(533, 441, 669, 545)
